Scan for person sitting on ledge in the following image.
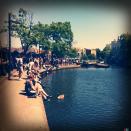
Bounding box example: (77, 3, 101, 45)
(25, 72, 37, 97)
(26, 72, 49, 100)
(35, 82, 49, 100)
(31, 61, 40, 78)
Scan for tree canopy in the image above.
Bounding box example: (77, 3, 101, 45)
(102, 33, 131, 67)
(0, 8, 76, 58)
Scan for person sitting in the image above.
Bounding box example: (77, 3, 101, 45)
(31, 61, 40, 77)
(35, 82, 49, 100)
(26, 72, 49, 100)
(25, 72, 37, 97)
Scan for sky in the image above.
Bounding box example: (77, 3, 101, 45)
(1, 4, 127, 49)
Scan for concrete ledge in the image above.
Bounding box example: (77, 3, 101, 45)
(40, 64, 80, 74)
(0, 71, 49, 131)
(0, 65, 80, 131)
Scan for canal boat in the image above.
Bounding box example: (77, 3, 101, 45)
(81, 61, 110, 68)
(95, 63, 110, 68)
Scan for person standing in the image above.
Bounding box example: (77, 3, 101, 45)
(27, 59, 34, 75)
(16, 55, 23, 80)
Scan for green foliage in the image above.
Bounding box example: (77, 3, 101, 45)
(87, 54, 95, 60)
(32, 21, 74, 57)
(51, 41, 68, 58)
(68, 48, 78, 58)
(82, 54, 88, 60)
(9, 8, 34, 53)
(102, 44, 111, 63)
(50, 22, 73, 47)
(96, 48, 103, 60)
(102, 33, 131, 67)
(103, 44, 111, 56)
(1, 8, 75, 57)
(81, 52, 96, 60)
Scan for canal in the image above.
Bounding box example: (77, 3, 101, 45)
(42, 68, 131, 131)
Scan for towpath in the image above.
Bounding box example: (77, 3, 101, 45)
(0, 70, 49, 131)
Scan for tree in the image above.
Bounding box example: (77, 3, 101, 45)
(102, 44, 111, 63)
(82, 54, 88, 60)
(102, 33, 131, 67)
(13, 8, 34, 54)
(1, 8, 75, 58)
(30, 21, 74, 58)
(96, 48, 103, 60)
(51, 41, 69, 58)
(87, 54, 95, 60)
(0, 8, 36, 54)
(68, 48, 78, 58)
(50, 22, 73, 48)
(32, 22, 51, 51)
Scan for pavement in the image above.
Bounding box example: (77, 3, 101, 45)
(0, 70, 49, 131)
(0, 64, 80, 131)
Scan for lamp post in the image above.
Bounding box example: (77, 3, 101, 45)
(8, 13, 11, 80)
(7, 12, 21, 80)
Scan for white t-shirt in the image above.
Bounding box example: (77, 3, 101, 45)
(16, 58, 23, 65)
(28, 61, 34, 70)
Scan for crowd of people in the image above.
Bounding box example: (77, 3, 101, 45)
(13, 54, 80, 80)
(14, 55, 53, 100)
(1, 53, 80, 100)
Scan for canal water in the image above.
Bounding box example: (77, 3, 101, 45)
(42, 68, 131, 131)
